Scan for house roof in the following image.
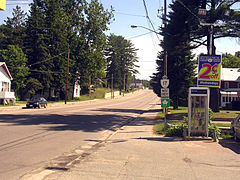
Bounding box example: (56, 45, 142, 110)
(0, 62, 13, 80)
(221, 68, 240, 81)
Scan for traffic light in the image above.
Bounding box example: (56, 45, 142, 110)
(0, 0, 6, 11)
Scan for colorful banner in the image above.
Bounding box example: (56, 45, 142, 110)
(0, 0, 6, 11)
(197, 55, 221, 88)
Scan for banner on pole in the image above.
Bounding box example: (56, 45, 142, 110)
(197, 55, 221, 88)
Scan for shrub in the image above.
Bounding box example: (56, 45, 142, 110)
(208, 123, 221, 138)
(165, 123, 187, 137)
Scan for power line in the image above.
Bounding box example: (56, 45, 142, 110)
(127, 32, 152, 39)
(115, 11, 146, 18)
(28, 52, 67, 67)
(142, 0, 161, 42)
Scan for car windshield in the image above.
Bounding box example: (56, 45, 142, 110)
(30, 97, 40, 101)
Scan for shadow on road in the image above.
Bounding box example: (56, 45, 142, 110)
(92, 108, 159, 114)
(0, 113, 132, 132)
(219, 139, 240, 154)
(0, 107, 161, 132)
(134, 137, 181, 142)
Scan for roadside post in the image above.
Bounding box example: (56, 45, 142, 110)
(161, 75, 170, 127)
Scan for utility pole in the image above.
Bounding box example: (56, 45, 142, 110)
(164, 0, 167, 77)
(200, 0, 219, 112)
(163, 0, 168, 127)
(111, 73, 114, 99)
(65, 47, 70, 104)
(123, 73, 126, 96)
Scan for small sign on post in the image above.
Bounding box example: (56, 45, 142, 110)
(161, 97, 169, 108)
(161, 88, 169, 97)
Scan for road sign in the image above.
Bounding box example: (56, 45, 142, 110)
(161, 76, 169, 88)
(161, 88, 169, 97)
(197, 54, 221, 88)
(161, 97, 169, 108)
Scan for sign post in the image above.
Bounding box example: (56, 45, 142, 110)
(161, 76, 170, 127)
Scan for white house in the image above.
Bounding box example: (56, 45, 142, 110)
(220, 68, 240, 108)
(0, 62, 15, 104)
(73, 80, 81, 98)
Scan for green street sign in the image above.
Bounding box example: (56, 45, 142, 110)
(161, 97, 169, 108)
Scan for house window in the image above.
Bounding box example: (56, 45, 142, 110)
(238, 83, 240, 88)
(224, 82, 229, 89)
(223, 96, 226, 102)
(1, 82, 9, 92)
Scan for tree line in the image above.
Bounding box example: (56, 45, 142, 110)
(0, 0, 139, 100)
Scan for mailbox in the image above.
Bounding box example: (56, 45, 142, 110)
(188, 87, 210, 137)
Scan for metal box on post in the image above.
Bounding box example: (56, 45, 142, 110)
(188, 87, 210, 137)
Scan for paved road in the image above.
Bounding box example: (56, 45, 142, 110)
(0, 90, 159, 180)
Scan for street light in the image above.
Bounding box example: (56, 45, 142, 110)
(130, 25, 161, 41)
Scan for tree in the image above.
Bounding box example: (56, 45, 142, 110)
(106, 34, 139, 92)
(152, 0, 240, 109)
(152, 0, 198, 109)
(0, 45, 29, 99)
(222, 53, 240, 67)
(0, 6, 27, 49)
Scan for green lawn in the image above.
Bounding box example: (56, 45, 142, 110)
(214, 110, 239, 119)
(157, 106, 240, 121)
(157, 106, 188, 120)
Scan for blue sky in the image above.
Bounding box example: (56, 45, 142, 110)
(0, 0, 239, 80)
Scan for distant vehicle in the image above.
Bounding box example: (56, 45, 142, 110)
(26, 97, 47, 108)
(231, 114, 240, 141)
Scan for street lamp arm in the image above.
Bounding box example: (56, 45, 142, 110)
(130, 25, 160, 35)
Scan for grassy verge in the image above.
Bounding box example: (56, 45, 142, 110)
(214, 110, 240, 119)
(157, 106, 188, 120)
(154, 106, 236, 139)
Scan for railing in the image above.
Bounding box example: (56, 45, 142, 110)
(0, 91, 15, 99)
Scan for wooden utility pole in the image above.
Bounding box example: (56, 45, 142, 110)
(111, 73, 114, 99)
(65, 47, 70, 104)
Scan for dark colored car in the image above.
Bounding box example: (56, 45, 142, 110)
(231, 114, 240, 141)
(26, 97, 47, 108)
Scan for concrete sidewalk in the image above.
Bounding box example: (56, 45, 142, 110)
(29, 105, 240, 180)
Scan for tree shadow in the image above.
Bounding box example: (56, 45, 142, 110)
(218, 139, 240, 154)
(92, 108, 159, 114)
(0, 113, 133, 132)
(134, 136, 182, 142)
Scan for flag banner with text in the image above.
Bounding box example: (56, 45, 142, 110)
(197, 55, 221, 88)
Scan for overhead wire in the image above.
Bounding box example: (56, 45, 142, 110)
(115, 11, 146, 18)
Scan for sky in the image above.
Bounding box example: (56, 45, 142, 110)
(0, 0, 239, 80)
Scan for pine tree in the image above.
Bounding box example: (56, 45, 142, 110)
(106, 34, 139, 91)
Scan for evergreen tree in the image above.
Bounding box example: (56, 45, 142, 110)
(25, 0, 53, 97)
(0, 6, 27, 49)
(106, 34, 139, 91)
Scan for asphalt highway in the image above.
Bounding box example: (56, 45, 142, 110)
(0, 89, 159, 180)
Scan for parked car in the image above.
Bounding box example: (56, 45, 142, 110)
(231, 114, 240, 141)
(26, 97, 47, 108)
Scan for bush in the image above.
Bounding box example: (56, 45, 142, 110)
(208, 123, 221, 138)
(154, 122, 187, 137)
(165, 123, 187, 137)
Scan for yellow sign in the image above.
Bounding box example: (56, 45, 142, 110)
(0, 0, 6, 11)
